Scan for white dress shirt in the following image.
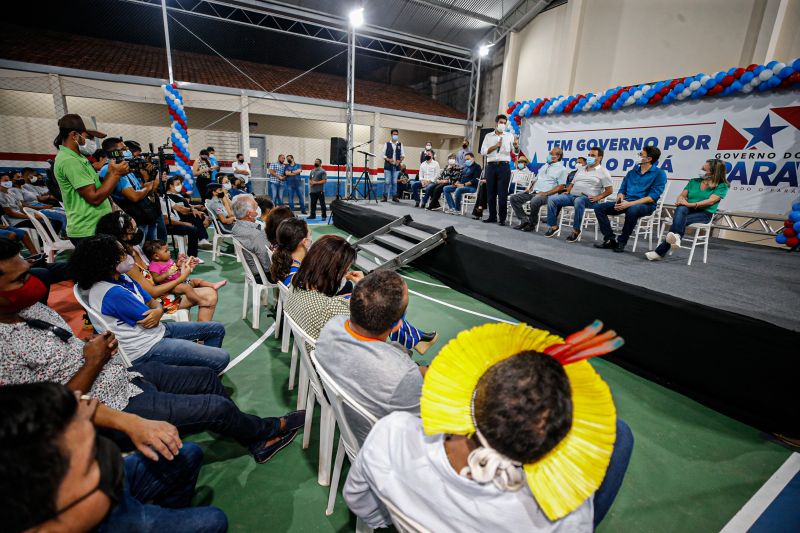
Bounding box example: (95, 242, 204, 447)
(480, 130, 515, 163)
(417, 160, 441, 183)
(232, 161, 250, 183)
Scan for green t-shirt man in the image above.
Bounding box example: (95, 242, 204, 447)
(54, 145, 112, 238)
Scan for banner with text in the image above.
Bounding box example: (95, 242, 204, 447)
(519, 92, 800, 215)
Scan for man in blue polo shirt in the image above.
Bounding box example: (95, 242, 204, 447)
(593, 145, 667, 253)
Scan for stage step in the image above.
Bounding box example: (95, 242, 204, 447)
(353, 215, 446, 273)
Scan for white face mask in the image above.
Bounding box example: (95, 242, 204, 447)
(222, 182, 232, 190)
(698, 171, 708, 179)
(496, 122, 506, 133)
(448, 158, 456, 165)
(30, 176, 38, 183)
(78, 135, 97, 156)
(116, 254, 135, 274)
(255, 207, 262, 219)
(0, 181, 12, 189)
(425, 144, 432, 150)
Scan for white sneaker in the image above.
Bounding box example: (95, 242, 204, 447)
(199, 239, 211, 245)
(645, 251, 662, 261)
(665, 232, 681, 250)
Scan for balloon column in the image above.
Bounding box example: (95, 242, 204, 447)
(162, 83, 194, 193)
(504, 57, 800, 137)
(776, 200, 800, 250)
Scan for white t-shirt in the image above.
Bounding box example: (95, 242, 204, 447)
(417, 160, 441, 183)
(569, 164, 613, 197)
(344, 411, 594, 532)
(232, 161, 250, 183)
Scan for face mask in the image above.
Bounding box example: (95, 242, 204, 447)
(464, 159, 473, 167)
(699, 171, 708, 179)
(314, 162, 320, 167)
(496, 122, 506, 133)
(222, 182, 232, 190)
(426, 155, 432, 161)
(546, 154, 553, 164)
(462, 143, 468, 149)
(0, 275, 47, 312)
(586, 156, 597, 166)
(425, 144, 432, 150)
(78, 135, 96, 156)
(391, 135, 399, 141)
(122, 150, 132, 159)
(94, 436, 125, 507)
(116, 254, 135, 274)
(255, 207, 262, 219)
(216, 191, 225, 198)
(123, 228, 144, 245)
(448, 158, 456, 165)
(238, 158, 244, 163)
(517, 163, 526, 170)
(30, 176, 38, 183)
(0, 181, 12, 189)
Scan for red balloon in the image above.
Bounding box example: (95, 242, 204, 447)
(507, 106, 516, 114)
(734, 68, 746, 78)
(649, 94, 663, 104)
(786, 237, 800, 247)
(784, 228, 797, 238)
(515, 115, 522, 124)
(659, 87, 670, 95)
(722, 75, 734, 87)
(711, 85, 724, 95)
(786, 219, 795, 227)
(746, 64, 759, 71)
(602, 101, 612, 109)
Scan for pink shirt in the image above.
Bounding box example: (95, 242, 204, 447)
(149, 259, 180, 283)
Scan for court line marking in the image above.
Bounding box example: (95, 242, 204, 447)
(399, 274, 450, 289)
(198, 249, 237, 259)
(719, 452, 800, 533)
(221, 324, 275, 375)
(408, 289, 518, 325)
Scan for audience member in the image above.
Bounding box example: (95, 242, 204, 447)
(0, 382, 229, 532)
(510, 155, 535, 191)
(255, 196, 274, 227)
(165, 175, 211, 249)
(232, 194, 272, 280)
(455, 137, 470, 167)
(207, 181, 235, 232)
(265, 205, 295, 248)
(96, 212, 218, 320)
(206, 146, 220, 184)
(233, 153, 252, 193)
(383, 129, 405, 203)
(270, 218, 312, 286)
(143, 239, 226, 298)
(422, 153, 461, 211)
(308, 158, 327, 220)
(410, 150, 440, 208)
(344, 322, 633, 532)
(192, 149, 213, 200)
(594, 146, 667, 253)
(443, 152, 481, 213)
(646, 158, 729, 261)
(545, 147, 613, 242)
(21, 167, 59, 205)
(314, 270, 426, 444)
(228, 177, 247, 199)
(268, 154, 287, 205)
(396, 163, 414, 199)
(0, 223, 37, 254)
(419, 141, 433, 164)
(0, 173, 65, 236)
(509, 147, 568, 232)
(479, 114, 515, 225)
(53, 114, 121, 245)
(91, 148, 109, 171)
(284, 155, 306, 214)
(99, 137, 160, 243)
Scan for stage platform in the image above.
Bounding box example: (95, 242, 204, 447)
(332, 199, 799, 436)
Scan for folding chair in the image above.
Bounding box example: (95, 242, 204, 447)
(283, 316, 335, 486)
(72, 284, 133, 368)
(231, 238, 277, 330)
(310, 349, 379, 516)
(2, 214, 39, 253)
(204, 202, 237, 262)
(22, 207, 72, 262)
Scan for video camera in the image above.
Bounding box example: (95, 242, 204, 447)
(106, 141, 175, 176)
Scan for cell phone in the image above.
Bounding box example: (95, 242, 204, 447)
(27, 253, 46, 263)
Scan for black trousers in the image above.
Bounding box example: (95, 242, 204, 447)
(196, 176, 211, 200)
(309, 191, 326, 218)
(427, 183, 448, 208)
(166, 223, 199, 256)
(485, 162, 511, 222)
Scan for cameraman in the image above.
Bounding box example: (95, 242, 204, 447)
(99, 138, 160, 243)
(125, 139, 168, 240)
(53, 114, 125, 245)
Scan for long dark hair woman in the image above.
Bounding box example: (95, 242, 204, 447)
(646, 158, 729, 261)
(283, 234, 439, 354)
(270, 217, 311, 286)
(265, 206, 295, 248)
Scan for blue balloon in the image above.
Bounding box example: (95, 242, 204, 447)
(778, 66, 794, 79)
(793, 58, 800, 72)
(794, 221, 800, 233)
(675, 83, 685, 92)
(637, 97, 648, 105)
(704, 79, 716, 90)
(776, 234, 788, 244)
(757, 81, 769, 91)
(728, 67, 738, 75)
(731, 81, 743, 91)
(507, 100, 515, 107)
(793, 201, 800, 211)
(766, 60, 779, 69)
(714, 72, 725, 81)
(741, 71, 754, 84)
(696, 88, 707, 97)
(768, 76, 781, 88)
(754, 65, 765, 76)
(790, 211, 800, 222)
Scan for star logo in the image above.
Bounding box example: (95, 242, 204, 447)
(743, 116, 787, 149)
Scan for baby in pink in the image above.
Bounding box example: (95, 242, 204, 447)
(149, 258, 182, 282)
(143, 240, 227, 307)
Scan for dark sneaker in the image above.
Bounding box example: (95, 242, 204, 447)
(301, 210, 307, 215)
(522, 223, 537, 233)
(381, 197, 388, 203)
(392, 197, 400, 203)
(251, 430, 299, 464)
(565, 231, 580, 243)
(513, 222, 531, 231)
(280, 410, 307, 434)
(415, 331, 439, 355)
(414, 201, 420, 208)
(594, 239, 617, 249)
(498, 221, 506, 226)
(613, 242, 626, 253)
(482, 218, 497, 223)
(544, 228, 559, 238)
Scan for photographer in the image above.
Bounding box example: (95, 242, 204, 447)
(125, 139, 169, 240)
(99, 138, 160, 243)
(53, 114, 124, 245)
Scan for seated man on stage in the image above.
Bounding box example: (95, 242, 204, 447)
(423, 153, 461, 211)
(593, 146, 667, 253)
(443, 152, 481, 214)
(544, 147, 612, 242)
(395, 163, 414, 199)
(411, 150, 440, 208)
(510, 147, 568, 232)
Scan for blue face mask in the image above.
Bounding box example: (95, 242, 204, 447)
(517, 163, 526, 170)
(546, 153, 553, 163)
(391, 135, 399, 141)
(586, 156, 596, 166)
(122, 150, 132, 159)
(464, 159, 473, 166)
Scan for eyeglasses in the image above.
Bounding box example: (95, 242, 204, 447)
(22, 318, 73, 342)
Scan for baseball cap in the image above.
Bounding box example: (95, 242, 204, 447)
(57, 114, 106, 139)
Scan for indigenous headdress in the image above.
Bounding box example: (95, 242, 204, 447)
(421, 321, 623, 521)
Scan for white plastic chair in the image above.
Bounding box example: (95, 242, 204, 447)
(283, 316, 335, 487)
(22, 207, 72, 262)
(659, 217, 713, 265)
(379, 496, 432, 533)
(159, 199, 189, 256)
(310, 349, 380, 516)
(276, 281, 293, 354)
(204, 202, 237, 262)
(631, 181, 670, 252)
(2, 214, 40, 253)
(72, 284, 133, 368)
(231, 238, 277, 330)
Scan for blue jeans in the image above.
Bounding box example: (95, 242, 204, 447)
(100, 443, 228, 533)
(655, 206, 713, 256)
(547, 194, 599, 231)
(383, 168, 399, 199)
(444, 185, 476, 210)
(269, 181, 284, 205)
(286, 180, 305, 212)
(420, 183, 437, 206)
(138, 224, 159, 245)
(593, 419, 634, 526)
(0, 226, 27, 239)
(594, 201, 656, 245)
(410, 181, 423, 202)
(137, 321, 230, 373)
(123, 361, 281, 446)
(40, 209, 68, 236)
(245, 180, 253, 194)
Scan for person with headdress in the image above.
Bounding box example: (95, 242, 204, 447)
(344, 321, 634, 531)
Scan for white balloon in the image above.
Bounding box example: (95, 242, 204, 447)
(676, 93, 686, 101)
(751, 77, 761, 86)
(689, 81, 701, 91)
(642, 85, 651, 92)
(772, 62, 786, 74)
(633, 90, 642, 98)
(700, 75, 710, 84)
(742, 84, 753, 93)
(759, 69, 773, 81)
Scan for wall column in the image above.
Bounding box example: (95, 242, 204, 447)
(239, 91, 250, 161)
(49, 74, 67, 118)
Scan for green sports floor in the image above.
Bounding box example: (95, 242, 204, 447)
(181, 224, 791, 533)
